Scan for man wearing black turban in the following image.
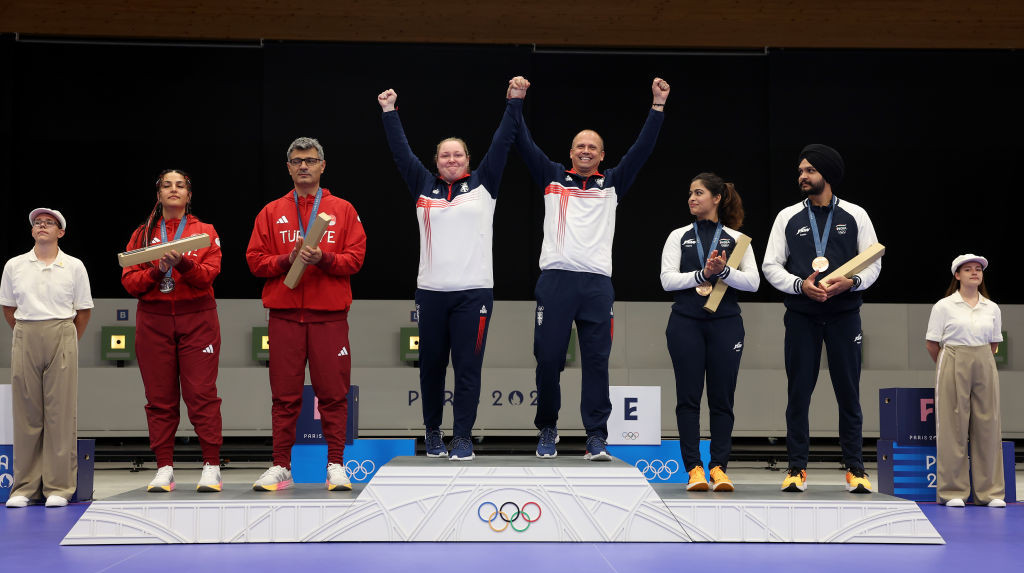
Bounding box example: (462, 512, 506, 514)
(762, 144, 883, 494)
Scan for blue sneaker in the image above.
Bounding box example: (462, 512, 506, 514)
(425, 428, 447, 457)
(448, 436, 475, 461)
(584, 435, 612, 461)
(536, 427, 559, 458)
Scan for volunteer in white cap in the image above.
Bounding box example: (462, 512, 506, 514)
(1, 208, 93, 508)
(925, 254, 1006, 507)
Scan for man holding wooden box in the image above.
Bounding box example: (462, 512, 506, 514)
(762, 144, 882, 494)
(246, 137, 367, 492)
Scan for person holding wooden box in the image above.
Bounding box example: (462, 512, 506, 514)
(762, 144, 881, 494)
(925, 254, 1005, 508)
(246, 137, 366, 492)
(376, 77, 527, 461)
(2, 208, 92, 508)
(121, 170, 225, 493)
(660, 173, 759, 492)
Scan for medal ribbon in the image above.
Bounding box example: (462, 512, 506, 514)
(294, 187, 323, 239)
(694, 220, 724, 271)
(806, 196, 836, 259)
(159, 216, 187, 280)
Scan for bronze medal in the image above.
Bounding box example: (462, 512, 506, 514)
(695, 283, 713, 296)
(811, 256, 829, 273)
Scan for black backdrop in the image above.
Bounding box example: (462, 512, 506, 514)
(2, 37, 1021, 304)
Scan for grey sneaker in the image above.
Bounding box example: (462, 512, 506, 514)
(252, 465, 293, 491)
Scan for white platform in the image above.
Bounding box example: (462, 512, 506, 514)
(62, 456, 943, 545)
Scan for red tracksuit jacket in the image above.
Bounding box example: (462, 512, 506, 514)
(246, 188, 366, 312)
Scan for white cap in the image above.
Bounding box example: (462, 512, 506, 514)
(951, 253, 988, 275)
(29, 207, 67, 230)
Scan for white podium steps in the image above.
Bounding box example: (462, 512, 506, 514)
(655, 484, 944, 544)
(62, 456, 943, 545)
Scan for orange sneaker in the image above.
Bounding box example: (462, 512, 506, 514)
(781, 467, 807, 492)
(686, 465, 710, 491)
(709, 466, 734, 492)
(845, 467, 873, 493)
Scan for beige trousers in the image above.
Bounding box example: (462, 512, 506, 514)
(934, 344, 1004, 504)
(10, 319, 79, 500)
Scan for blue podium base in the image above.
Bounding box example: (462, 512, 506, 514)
(291, 438, 415, 484)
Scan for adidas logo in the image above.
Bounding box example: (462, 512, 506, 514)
(338, 347, 349, 356)
(565, 175, 573, 182)
(480, 305, 487, 314)
(151, 237, 161, 244)
(202, 344, 215, 354)
(276, 216, 289, 224)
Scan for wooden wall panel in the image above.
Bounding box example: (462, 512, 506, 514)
(2, 0, 1022, 49)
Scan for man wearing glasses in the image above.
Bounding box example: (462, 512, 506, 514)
(246, 137, 367, 492)
(2, 208, 93, 508)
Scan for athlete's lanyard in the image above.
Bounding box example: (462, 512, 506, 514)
(807, 196, 836, 260)
(160, 216, 187, 280)
(694, 220, 724, 270)
(294, 188, 323, 239)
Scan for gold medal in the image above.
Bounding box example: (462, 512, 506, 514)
(695, 283, 713, 296)
(811, 256, 829, 272)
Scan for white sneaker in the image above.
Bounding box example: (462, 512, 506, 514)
(253, 465, 292, 491)
(945, 498, 965, 507)
(147, 465, 175, 492)
(326, 463, 352, 491)
(45, 495, 68, 507)
(5, 495, 30, 508)
(197, 463, 223, 492)
(987, 498, 1007, 508)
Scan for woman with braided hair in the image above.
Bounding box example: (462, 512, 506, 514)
(121, 169, 224, 493)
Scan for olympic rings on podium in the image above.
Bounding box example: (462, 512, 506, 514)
(621, 432, 640, 440)
(635, 458, 680, 480)
(344, 459, 376, 481)
(477, 501, 542, 532)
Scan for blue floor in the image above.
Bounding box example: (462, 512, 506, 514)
(2, 502, 1022, 573)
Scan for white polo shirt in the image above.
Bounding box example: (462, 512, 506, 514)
(925, 291, 1003, 346)
(0, 248, 94, 321)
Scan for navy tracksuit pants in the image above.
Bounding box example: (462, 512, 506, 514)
(666, 312, 744, 471)
(415, 288, 493, 439)
(533, 270, 614, 438)
(784, 308, 864, 470)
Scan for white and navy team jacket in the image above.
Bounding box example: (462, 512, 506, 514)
(514, 106, 665, 277)
(762, 197, 881, 315)
(660, 220, 760, 319)
(382, 98, 521, 291)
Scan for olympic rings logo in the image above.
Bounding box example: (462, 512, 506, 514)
(477, 501, 542, 533)
(621, 432, 640, 440)
(635, 459, 679, 481)
(344, 459, 376, 481)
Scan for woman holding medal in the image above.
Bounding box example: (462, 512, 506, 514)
(121, 169, 224, 493)
(926, 254, 1006, 508)
(660, 173, 759, 491)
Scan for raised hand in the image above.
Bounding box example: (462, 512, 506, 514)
(652, 77, 670, 106)
(378, 89, 397, 112)
(507, 76, 530, 99)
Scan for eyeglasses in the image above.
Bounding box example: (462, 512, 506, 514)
(288, 157, 323, 167)
(32, 219, 60, 228)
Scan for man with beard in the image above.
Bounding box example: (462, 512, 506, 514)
(762, 144, 881, 493)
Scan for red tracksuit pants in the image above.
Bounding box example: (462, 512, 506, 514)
(136, 307, 223, 466)
(268, 315, 351, 467)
